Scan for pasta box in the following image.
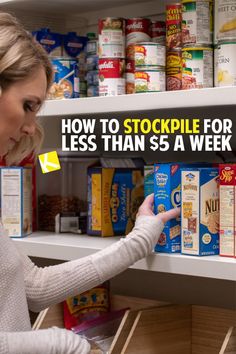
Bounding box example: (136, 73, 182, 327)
(87, 167, 143, 236)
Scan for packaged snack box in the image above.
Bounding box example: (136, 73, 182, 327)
(87, 168, 143, 236)
(181, 168, 219, 256)
(144, 165, 154, 197)
(219, 164, 236, 257)
(0, 167, 32, 237)
(154, 163, 184, 253)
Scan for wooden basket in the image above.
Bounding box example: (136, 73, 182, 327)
(32, 296, 236, 354)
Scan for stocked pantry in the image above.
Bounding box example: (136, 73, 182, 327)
(1, 0, 236, 353)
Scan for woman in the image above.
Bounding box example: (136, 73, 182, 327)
(0, 12, 180, 354)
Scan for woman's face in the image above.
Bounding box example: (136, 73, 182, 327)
(0, 66, 47, 157)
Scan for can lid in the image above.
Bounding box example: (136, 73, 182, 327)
(138, 42, 165, 47)
(216, 40, 236, 46)
(87, 32, 97, 40)
(182, 0, 212, 3)
(182, 45, 213, 50)
(126, 17, 151, 21)
(135, 66, 165, 72)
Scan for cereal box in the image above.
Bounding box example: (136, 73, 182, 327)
(154, 163, 184, 253)
(219, 164, 235, 257)
(181, 168, 219, 256)
(0, 167, 32, 237)
(87, 168, 143, 236)
(144, 165, 154, 197)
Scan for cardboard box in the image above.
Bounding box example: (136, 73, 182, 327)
(154, 163, 185, 253)
(219, 164, 236, 258)
(0, 167, 32, 237)
(144, 165, 154, 198)
(181, 168, 219, 256)
(87, 168, 143, 236)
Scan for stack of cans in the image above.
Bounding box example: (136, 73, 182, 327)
(126, 18, 166, 94)
(181, 0, 213, 90)
(98, 18, 126, 97)
(86, 33, 99, 97)
(214, 0, 236, 87)
(166, 1, 214, 91)
(166, 4, 182, 91)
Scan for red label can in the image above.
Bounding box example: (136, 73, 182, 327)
(151, 21, 166, 44)
(99, 58, 125, 96)
(126, 18, 151, 46)
(126, 59, 135, 94)
(166, 3, 182, 49)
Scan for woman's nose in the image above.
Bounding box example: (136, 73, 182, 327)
(21, 121, 36, 136)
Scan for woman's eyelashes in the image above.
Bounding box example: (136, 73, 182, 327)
(23, 101, 41, 113)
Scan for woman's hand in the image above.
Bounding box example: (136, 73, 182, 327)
(137, 193, 180, 223)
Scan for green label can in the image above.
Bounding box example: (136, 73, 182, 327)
(182, 0, 213, 45)
(182, 46, 213, 89)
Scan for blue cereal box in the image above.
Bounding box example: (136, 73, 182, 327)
(181, 168, 219, 256)
(154, 163, 184, 253)
(87, 168, 143, 236)
(0, 167, 32, 238)
(144, 165, 154, 197)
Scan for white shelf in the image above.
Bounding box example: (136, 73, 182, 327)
(38, 87, 236, 117)
(13, 232, 236, 281)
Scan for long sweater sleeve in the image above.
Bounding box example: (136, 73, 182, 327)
(1, 327, 91, 354)
(22, 216, 164, 312)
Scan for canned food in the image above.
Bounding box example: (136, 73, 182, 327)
(86, 70, 99, 86)
(215, 41, 236, 86)
(99, 58, 125, 96)
(126, 18, 151, 46)
(166, 3, 182, 48)
(48, 58, 79, 99)
(215, 0, 236, 42)
(182, 46, 213, 89)
(80, 81, 87, 92)
(98, 18, 125, 58)
(167, 67, 182, 90)
(134, 42, 166, 67)
(86, 55, 99, 71)
(182, 0, 213, 45)
(151, 21, 166, 44)
(135, 69, 166, 93)
(86, 39, 98, 55)
(126, 60, 135, 94)
(166, 48, 182, 68)
(166, 48, 182, 90)
(87, 85, 99, 97)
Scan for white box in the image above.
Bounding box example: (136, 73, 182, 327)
(0, 167, 32, 237)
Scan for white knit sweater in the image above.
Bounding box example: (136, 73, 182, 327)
(0, 216, 164, 354)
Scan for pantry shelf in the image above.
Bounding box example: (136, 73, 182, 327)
(13, 232, 236, 281)
(38, 87, 236, 117)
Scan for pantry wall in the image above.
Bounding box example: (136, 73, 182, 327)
(2, 0, 236, 315)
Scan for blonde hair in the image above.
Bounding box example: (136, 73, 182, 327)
(0, 12, 53, 166)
